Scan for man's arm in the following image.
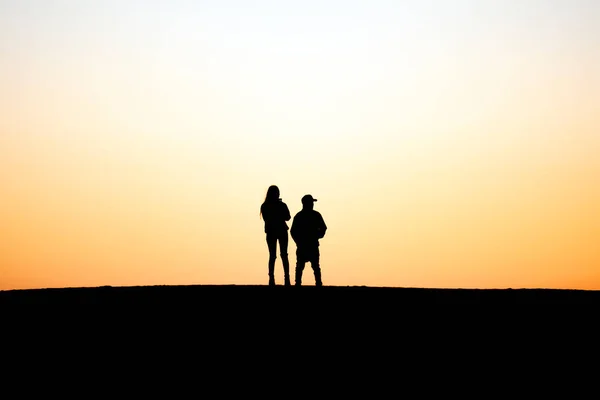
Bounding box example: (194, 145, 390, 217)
(317, 213, 327, 239)
(290, 215, 298, 243)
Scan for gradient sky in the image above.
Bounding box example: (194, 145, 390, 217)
(1, 0, 599, 290)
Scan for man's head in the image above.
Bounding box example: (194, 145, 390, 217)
(301, 194, 317, 210)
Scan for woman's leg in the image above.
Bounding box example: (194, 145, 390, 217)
(266, 233, 277, 285)
(279, 232, 291, 286)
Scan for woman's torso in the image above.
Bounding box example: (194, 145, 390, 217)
(261, 200, 290, 234)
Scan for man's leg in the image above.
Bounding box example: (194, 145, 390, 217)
(310, 248, 322, 287)
(295, 247, 306, 286)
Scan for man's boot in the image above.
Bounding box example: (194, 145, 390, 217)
(314, 268, 322, 287)
(295, 268, 302, 286)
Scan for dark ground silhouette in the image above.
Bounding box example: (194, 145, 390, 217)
(3, 284, 598, 345)
(2, 284, 597, 385)
(2, 284, 599, 307)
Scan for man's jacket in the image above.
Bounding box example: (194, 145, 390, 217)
(291, 209, 327, 248)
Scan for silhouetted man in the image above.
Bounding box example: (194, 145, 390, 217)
(290, 194, 327, 286)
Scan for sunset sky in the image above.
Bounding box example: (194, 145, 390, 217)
(1, 0, 599, 290)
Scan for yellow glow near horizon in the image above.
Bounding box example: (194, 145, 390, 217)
(1, 1, 599, 290)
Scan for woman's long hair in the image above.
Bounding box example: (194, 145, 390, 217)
(260, 185, 280, 219)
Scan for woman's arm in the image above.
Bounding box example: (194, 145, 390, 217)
(283, 203, 291, 221)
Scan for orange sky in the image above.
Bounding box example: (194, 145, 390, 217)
(1, 1, 599, 290)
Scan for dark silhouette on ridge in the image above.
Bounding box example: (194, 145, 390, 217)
(260, 185, 292, 286)
(291, 194, 327, 286)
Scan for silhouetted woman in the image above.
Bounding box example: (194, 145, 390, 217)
(260, 185, 292, 286)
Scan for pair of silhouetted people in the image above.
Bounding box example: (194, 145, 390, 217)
(260, 185, 327, 286)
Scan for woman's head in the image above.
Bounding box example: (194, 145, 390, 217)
(265, 185, 280, 202)
(260, 185, 281, 219)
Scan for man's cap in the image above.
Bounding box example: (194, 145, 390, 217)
(301, 194, 317, 204)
